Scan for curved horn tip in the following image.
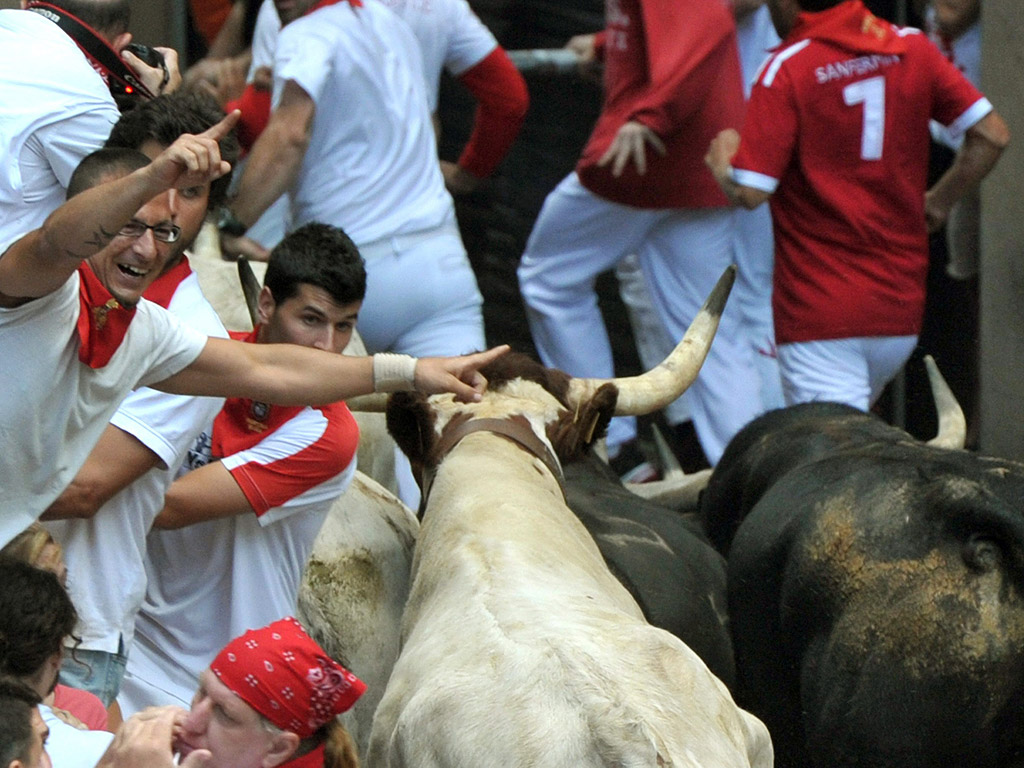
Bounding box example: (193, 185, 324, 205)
(702, 265, 737, 319)
(923, 354, 967, 450)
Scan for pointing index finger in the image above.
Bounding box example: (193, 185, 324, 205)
(200, 109, 241, 141)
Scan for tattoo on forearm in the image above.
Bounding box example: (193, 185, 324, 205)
(83, 225, 117, 250)
(62, 225, 117, 261)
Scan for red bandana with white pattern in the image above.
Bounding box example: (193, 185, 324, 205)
(210, 617, 366, 737)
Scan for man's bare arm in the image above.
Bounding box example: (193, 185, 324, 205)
(152, 461, 252, 529)
(154, 338, 511, 405)
(705, 128, 773, 210)
(222, 81, 314, 243)
(41, 426, 161, 520)
(925, 110, 1010, 233)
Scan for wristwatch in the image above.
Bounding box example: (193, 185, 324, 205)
(216, 207, 248, 238)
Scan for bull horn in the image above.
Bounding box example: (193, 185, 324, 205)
(923, 355, 966, 449)
(237, 258, 262, 327)
(346, 393, 389, 412)
(567, 266, 735, 416)
(626, 468, 712, 510)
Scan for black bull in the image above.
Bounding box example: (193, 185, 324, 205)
(701, 402, 1024, 768)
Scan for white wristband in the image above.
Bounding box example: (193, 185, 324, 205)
(372, 353, 418, 392)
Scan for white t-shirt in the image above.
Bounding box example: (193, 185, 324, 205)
(272, 1, 452, 244)
(39, 705, 113, 768)
(251, 0, 496, 112)
(0, 10, 119, 246)
(0, 272, 208, 547)
(121, 400, 357, 712)
(48, 267, 228, 654)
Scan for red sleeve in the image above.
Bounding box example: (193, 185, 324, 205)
(630, 0, 737, 135)
(455, 47, 530, 179)
(593, 30, 608, 61)
(920, 36, 986, 127)
(732, 61, 798, 184)
(225, 83, 272, 154)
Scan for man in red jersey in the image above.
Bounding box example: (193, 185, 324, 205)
(517, 0, 764, 472)
(119, 223, 368, 715)
(706, 0, 1008, 409)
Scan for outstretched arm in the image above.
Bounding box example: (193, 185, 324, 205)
(154, 340, 511, 405)
(925, 111, 1009, 233)
(0, 111, 239, 305)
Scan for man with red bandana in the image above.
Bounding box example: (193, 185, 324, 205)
(96, 618, 363, 768)
(706, 0, 1009, 409)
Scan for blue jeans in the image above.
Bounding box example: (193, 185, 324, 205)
(60, 641, 127, 706)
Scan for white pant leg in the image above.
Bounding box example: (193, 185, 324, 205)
(358, 217, 485, 357)
(777, 335, 917, 410)
(518, 173, 658, 451)
(733, 205, 784, 410)
(615, 254, 691, 426)
(639, 208, 764, 465)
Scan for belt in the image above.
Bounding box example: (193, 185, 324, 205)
(357, 221, 457, 261)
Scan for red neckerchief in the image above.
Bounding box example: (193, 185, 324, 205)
(142, 256, 193, 310)
(786, 0, 907, 56)
(75, 264, 136, 368)
(210, 327, 305, 456)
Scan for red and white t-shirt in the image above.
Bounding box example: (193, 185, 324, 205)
(731, 0, 989, 344)
(126, 327, 359, 708)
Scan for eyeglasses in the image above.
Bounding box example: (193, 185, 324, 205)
(118, 219, 181, 243)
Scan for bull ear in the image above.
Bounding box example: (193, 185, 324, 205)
(385, 392, 436, 466)
(548, 383, 618, 462)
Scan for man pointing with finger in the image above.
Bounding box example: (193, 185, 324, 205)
(0, 110, 508, 547)
(516, 0, 764, 469)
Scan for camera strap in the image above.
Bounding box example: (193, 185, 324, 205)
(25, 1, 156, 102)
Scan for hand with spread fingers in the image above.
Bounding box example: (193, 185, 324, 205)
(597, 120, 667, 177)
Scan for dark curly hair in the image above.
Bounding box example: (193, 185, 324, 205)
(105, 90, 240, 210)
(264, 223, 367, 307)
(0, 558, 77, 680)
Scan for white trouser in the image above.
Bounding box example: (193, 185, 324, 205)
(518, 173, 763, 464)
(356, 214, 485, 357)
(732, 203, 784, 410)
(777, 335, 918, 410)
(358, 215, 486, 510)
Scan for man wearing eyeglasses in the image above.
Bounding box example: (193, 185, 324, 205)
(41, 93, 236, 713)
(0, 110, 508, 557)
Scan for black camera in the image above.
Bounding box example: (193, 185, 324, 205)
(113, 43, 170, 111)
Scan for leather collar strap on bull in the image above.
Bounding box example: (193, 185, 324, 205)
(26, 1, 158, 103)
(419, 414, 567, 507)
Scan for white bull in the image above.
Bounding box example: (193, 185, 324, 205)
(369, 268, 773, 768)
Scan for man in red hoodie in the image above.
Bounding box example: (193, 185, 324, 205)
(517, 0, 764, 473)
(706, 0, 1008, 410)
